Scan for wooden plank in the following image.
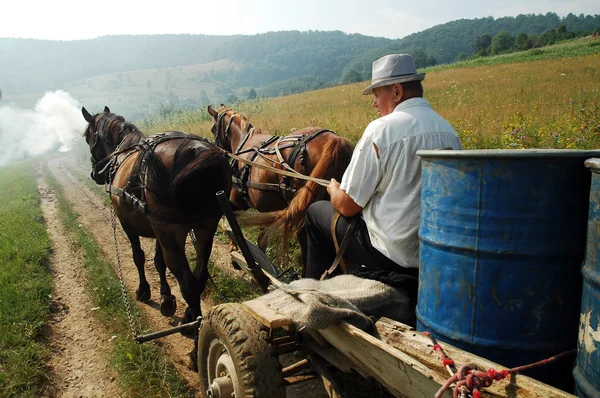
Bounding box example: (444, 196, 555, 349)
(316, 320, 576, 398)
(242, 298, 293, 330)
(374, 318, 575, 398)
(318, 322, 450, 398)
(220, 218, 280, 277)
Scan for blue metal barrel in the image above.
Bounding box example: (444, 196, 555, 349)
(573, 158, 600, 398)
(416, 149, 599, 389)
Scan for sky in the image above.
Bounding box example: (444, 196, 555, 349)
(1, 0, 598, 41)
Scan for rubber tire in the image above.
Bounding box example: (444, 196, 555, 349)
(198, 303, 285, 397)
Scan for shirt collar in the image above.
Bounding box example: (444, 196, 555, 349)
(393, 97, 431, 112)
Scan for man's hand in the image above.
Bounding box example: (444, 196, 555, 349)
(328, 178, 362, 217)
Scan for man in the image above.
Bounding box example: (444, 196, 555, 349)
(304, 54, 462, 296)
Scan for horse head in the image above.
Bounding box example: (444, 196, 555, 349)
(208, 104, 253, 154)
(81, 105, 127, 184)
(208, 104, 233, 152)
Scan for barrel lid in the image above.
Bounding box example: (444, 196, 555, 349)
(584, 158, 600, 170)
(417, 149, 600, 159)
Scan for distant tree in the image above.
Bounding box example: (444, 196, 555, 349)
(247, 88, 258, 99)
(225, 93, 239, 104)
(557, 25, 567, 35)
(454, 52, 468, 62)
(473, 34, 492, 52)
(198, 89, 210, 104)
(515, 32, 530, 51)
(540, 28, 558, 45)
(472, 48, 489, 58)
(146, 79, 151, 89)
(341, 70, 362, 84)
(411, 49, 437, 68)
(167, 91, 178, 104)
(491, 31, 515, 54)
(527, 35, 542, 48)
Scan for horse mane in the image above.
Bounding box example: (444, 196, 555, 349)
(84, 112, 143, 149)
(119, 122, 144, 148)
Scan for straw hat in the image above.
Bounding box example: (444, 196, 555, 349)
(362, 54, 426, 95)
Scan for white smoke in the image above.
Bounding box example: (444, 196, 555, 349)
(0, 90, 87, 167)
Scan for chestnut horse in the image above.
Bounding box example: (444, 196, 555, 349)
(82, 106, 231, 326)
(208, 105, 353, 274)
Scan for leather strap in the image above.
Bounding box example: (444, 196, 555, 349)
(320, 214, 357, 280)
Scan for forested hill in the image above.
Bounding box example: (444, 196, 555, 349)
(343, 12, 600, 78)
(0, 35, 237, 94)
(1, 12, 598, 115)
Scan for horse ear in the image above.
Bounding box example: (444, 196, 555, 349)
(103, 106, 110, 113)
(82, 107, 93, 123)
(207, 105, 217, 117)
(220, 103, 226, 108)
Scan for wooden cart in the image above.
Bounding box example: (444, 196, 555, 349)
(196, 192, 577, 398)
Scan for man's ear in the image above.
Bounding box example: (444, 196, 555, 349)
(395, 83, 405, 101)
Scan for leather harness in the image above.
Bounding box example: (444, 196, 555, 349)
(215, 111, 331, 207)
(92, 131, 213, 214)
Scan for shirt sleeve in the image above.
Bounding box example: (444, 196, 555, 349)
(339, 124, 381, 208)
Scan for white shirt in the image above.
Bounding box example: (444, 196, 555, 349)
(340, 98, 462, 268)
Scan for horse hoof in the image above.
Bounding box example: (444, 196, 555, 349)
(231, 258, 241, 270)
(187, 348, 198, 372)
(160, 294, 177, 317)
(136, 289, 151, 302)
(180, 308, 199, 339)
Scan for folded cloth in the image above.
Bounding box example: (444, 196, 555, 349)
(260, 274, 413, 332)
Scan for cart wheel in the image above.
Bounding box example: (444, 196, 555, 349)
(198, 303, 285, 397)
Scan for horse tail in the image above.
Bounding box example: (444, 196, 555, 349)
(145, 139, 231, 223)
(238, 135, 353, 253)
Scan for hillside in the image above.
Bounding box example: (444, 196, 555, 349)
(139, 42, 600, 153)
(1, 12, 598, 119)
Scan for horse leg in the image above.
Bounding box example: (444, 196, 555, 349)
(153, 243, 177, 317)
(188, 224, 217, 368)
(125, 232, 151, 302)
(296, 226, 308, 278)
(192, 225, 217, 284)
(156, 232, 202, 329)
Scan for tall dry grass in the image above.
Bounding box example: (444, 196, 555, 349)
(143, 52, 599, 151)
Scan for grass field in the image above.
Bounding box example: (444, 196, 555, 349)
(0, 162, 53, 397)
(139, 38, 600, 151)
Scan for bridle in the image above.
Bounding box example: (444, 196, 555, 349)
(215, 110, 255, 168)
(87, 118, 133, 183)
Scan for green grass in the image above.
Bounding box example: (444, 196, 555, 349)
(44, 169, 193, 397)
(0, 162, 53, 397)
(425, 36, 600, 72)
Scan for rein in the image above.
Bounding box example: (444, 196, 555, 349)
(222, 150, 330, 187)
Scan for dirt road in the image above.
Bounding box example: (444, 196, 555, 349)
(38, 153, 328, 398)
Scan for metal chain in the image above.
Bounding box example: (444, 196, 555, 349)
(110, 205, 139, 340)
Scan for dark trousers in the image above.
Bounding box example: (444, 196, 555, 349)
(305, 200, 420, 325)
(305, 200, 418, 277)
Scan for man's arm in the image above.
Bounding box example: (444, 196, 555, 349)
(328, 178, 363, 217)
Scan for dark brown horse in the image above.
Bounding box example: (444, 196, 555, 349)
(208, 105, 353, 274)
(82, 106, 231, 325)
